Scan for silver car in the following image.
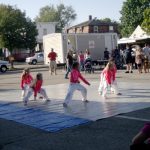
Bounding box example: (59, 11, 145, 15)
(26, 52, 44, 65)
(0, 60, 10, 73)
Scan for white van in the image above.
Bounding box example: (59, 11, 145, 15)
(26, 52, 44, 65)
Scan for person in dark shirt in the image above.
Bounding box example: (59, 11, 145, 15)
(65, 50, 73, 79)
(124, 45, 133, 73)
(104, 48, 110, 60)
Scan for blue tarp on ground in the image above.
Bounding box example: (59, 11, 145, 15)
(0, 102, 90, 132)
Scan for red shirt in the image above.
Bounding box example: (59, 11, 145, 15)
(48, 52, 57, 61)
(21, 74, 33, 89)
(33, 80, 43, 97)
(70, 69, 90, 85)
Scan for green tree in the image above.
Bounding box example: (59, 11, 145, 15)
(35, 4, 77, 32)
(142, 8, 150, 34)
(0, 4, 38, 51)
(120, 0, 150, 37)
(0, 4, 38, 68)
(35, 5, 58, 22)
(99, 18, 112, 23)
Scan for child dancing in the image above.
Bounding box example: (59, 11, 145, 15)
(98, 60, 121, 98)
(63, 62, 90, 107)
(23, 73, 50, 105)
(21, 68, 33, 99)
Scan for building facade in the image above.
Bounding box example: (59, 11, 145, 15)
(67, 16, 118, 34)
(36, 22, 57, 51)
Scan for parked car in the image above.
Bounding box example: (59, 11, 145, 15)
(26, 52, 44, 65)
(0, 60, 10, 73)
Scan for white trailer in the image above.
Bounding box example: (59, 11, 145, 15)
(43, 33, 117, 64)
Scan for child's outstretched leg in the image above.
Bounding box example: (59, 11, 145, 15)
(39, 88, 50, 101)
(76, 83, 88, 102)
(102, 87, 108, 99)
(98, 83, 103, 95)
(23, 88, 33, 105)
(64, 84, 75, 107)
(21, 84, 29, 99)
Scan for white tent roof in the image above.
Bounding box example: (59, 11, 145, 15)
(118, 25, 150, 44)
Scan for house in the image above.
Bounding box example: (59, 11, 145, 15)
(67, 16, 118, 34)
(36, 22, 57, 51)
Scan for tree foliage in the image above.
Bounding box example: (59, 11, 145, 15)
(120, 0, 150, 37)
(35, 4, 77, 32)
(0, 4, 38, 52)
(142, 8, 150, 34)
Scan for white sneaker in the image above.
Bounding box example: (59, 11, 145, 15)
(98, 91, 102, 95)
(82, 99, 89, 102)
(24, 101, 27, 106)
(102, 95, 107, 99)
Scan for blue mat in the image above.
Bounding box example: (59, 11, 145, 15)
(0, 102, 90, 132)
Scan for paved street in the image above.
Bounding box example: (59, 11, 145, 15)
(0, 65, 150, 150)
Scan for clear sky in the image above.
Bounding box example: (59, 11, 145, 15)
(0, 0, 125, 24)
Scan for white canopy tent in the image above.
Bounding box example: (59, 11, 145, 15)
(118, 25, 150, 44)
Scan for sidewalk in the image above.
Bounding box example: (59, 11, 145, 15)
(10, 62, 48, 71)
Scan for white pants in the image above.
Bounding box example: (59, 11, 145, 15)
(98, 77, 119, 96)
(23, 87, 48, 102)
(21, 84, 30, 99)
(64, 83, 87, 104)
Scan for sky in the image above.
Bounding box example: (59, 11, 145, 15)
(0, 0, 125, 25)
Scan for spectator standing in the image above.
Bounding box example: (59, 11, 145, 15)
(48, 48, 57, 75)
(143, 44, 150, 60)
(143, 44, 150, 72)
(85, 49, 91, 59)
(124, 45, 133, 73)
(78, 51, 85, 71)
(104, 48, 110, 60)
(135, 46, 144, 74)
(72, 51, 78, 63)
(65, 50, 73, 79)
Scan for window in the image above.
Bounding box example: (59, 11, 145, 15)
(94, 26, 99, 33)
(43, 28, 47, 35)
(109, 26, 114, 31)
(38, 53, 44, 58)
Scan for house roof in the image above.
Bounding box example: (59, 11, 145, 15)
(67, 19, 117, 29)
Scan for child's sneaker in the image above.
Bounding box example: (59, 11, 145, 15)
(102, 95, 107, 99)
(98, 91, 102, 95)
(24, 101, 27, 106)
(117, 93, 122, 95)
(63, 103, 68, 107)
(82, 99, 89, 102)
(46, 98, 51, 102)
(39, 96, 43, 99)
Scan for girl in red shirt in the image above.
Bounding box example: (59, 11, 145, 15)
(98, 60, 121, 98)
(63, 62, 90, 107)
(21, 68, 33, 100)
(23, 73, 50, 105)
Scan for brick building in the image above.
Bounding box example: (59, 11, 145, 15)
(67, 16, 118, 34)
